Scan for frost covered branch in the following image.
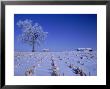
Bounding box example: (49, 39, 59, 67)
(17, 19, 48, 52)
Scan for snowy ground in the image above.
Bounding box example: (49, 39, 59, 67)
(14, 50, 97, 76)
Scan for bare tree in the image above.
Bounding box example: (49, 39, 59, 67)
(17, 19, 48, 52)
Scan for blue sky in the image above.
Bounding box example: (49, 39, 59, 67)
(14, 14, 97, 52)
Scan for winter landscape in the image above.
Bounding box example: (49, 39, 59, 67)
(14, 14, 97, 76)
(14, 49, 97, 76)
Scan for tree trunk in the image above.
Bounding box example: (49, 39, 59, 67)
(32, 37, 35, 52)
(32, 43, 35, 52)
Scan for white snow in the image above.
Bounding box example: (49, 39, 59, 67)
(14, 50, 97, 76)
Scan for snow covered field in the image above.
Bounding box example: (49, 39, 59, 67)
(14, 50, 97, 76)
